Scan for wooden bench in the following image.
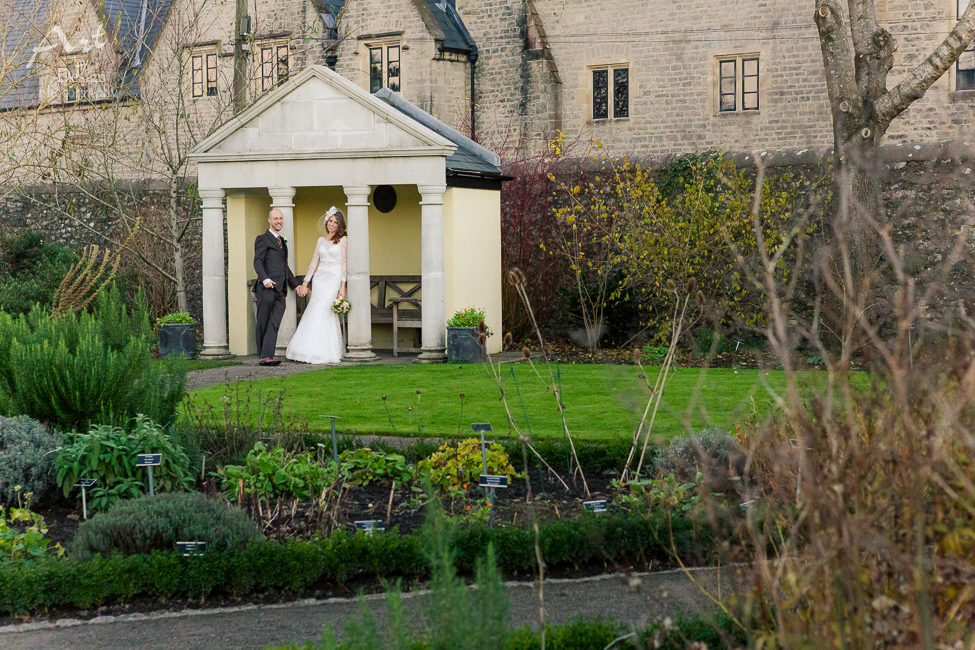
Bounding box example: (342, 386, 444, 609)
(252, 275, 421, 355)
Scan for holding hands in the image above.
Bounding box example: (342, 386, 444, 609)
(296, 284, 309, 297)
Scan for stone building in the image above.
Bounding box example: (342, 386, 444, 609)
(2, 0, 974, 345)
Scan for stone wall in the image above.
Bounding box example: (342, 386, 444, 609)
(0, 184, 204, 321)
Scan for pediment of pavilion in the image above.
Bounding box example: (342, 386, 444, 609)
(190, 65, 456, 163)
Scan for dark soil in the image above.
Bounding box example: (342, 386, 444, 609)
(6, 470, 636, 627)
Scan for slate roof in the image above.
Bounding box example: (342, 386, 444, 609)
(0, 0, 173, 109)
(424, 0, 476, 54)
(374, 87, 501, 179)
(309, 1, 474, 54)
(0, 0, 55, 110)
(99, 0, 175, 93)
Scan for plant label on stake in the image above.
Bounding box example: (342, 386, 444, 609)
(177, 541, 206, 556)
(319, 415, 342, 463)
(472, 423, 500, 527)
(478, 475, 508, 488)
(74, 478, 97, 519)
(136, 453, 162, 496)
(583, 499, 607, 514)
(354, 520, 384, 536)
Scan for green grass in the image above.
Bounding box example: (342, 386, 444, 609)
(184, 362, 853, 442)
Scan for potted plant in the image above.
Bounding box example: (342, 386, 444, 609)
(157, 312, 198, 359)
(445, 306, 491, 363)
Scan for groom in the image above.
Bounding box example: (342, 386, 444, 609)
(253, 208, 308, 366)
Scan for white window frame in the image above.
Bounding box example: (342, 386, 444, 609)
(713, 54, 762, 115)
(589, 63, 630, 121)
(365, 39, 402, 93)
(190, 49, 218, 98)
(258, 40, 290, 92)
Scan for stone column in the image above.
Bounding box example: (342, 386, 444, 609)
(343, 185, 378, 362)
(269, 187, 298, 357)
(199, 188, 233, 359)
(416, 184, 447, 363)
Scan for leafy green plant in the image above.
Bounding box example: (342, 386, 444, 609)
(617, 474, 702, 517)
(0, 233, 79, 317)
(640, 343, 669, 365)
(339, 448, 414, 486)
(219, 442, 338, 501)
(55, 415, 193, 510)
(70, 492, 262, 561)
(0, 287, 185, 431)
(156, 312, 197, 325)
(446, 307, 492, 337)
(0, 505, 64, 565)
(0, 415, 62, 505)
(418, 439, 518, 491)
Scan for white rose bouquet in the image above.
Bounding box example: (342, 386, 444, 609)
(331, 298, 351, 315)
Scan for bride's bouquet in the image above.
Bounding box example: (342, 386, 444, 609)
(331, 298, 351, 315)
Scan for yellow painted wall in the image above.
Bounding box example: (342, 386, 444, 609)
(443, 187, 503, 353)
(294, 185, 422, 350)
(227, 185, 500, 356)
(227, 194, 272, 356)
(367, 185, 422, 349)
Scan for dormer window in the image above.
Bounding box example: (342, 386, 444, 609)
(369, 42, 401, 93)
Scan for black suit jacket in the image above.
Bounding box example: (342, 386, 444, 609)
(253, 231, 300, 294)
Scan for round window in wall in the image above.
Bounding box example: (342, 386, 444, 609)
(373, 185, 397, 213)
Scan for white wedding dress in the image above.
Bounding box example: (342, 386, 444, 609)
(286, 236, 347, 364)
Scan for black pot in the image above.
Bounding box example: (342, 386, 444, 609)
(446, 326, 482, 363)
(159, 323, 197, 359)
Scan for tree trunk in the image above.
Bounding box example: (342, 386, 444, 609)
(169, 178, 188, 313)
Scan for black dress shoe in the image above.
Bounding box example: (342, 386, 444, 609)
(259, 358, 281, 366)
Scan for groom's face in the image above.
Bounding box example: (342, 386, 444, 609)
(268, 209, 284, 233)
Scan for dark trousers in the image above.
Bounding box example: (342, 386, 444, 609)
(255, 285, 287, 358)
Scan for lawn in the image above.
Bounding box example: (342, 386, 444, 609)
(184, 362, 847, 442)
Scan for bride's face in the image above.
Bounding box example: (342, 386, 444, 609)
(326, 216, 338, 233)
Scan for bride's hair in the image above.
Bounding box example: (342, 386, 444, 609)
(324, 208, 347, 242)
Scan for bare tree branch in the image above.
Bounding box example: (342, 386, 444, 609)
(874, 3, 975, 123)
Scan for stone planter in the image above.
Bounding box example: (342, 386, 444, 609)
(446, 326, 482, 363)
(159, 323, 197, 359)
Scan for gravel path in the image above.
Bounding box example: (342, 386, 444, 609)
(0, 568, 735, 650)
(187, 353, 415, 391)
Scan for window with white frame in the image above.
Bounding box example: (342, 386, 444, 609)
(717, 55, 760, 113)
(591, 65, 629, 120)
(53, 54, 111, 104)
(191, 50, 218, 98)
(958, 0, 974, 91)
(368, 42, 401, 93)
(259, 41, 290, 92)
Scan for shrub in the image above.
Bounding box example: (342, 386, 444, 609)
(70, 492, 262, 561)
(419, 439, 518, 491)
(339, 448, 414, 486)
(219, 442, 338, 501)
(0, 233, 79, 316)
(0, 288, 184, 431)
(55, 415, 193, 511)
(0, 415, 61, 505)
(652, 428, 744, 490)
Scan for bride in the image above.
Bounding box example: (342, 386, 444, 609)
(286, 207, 348, 364)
